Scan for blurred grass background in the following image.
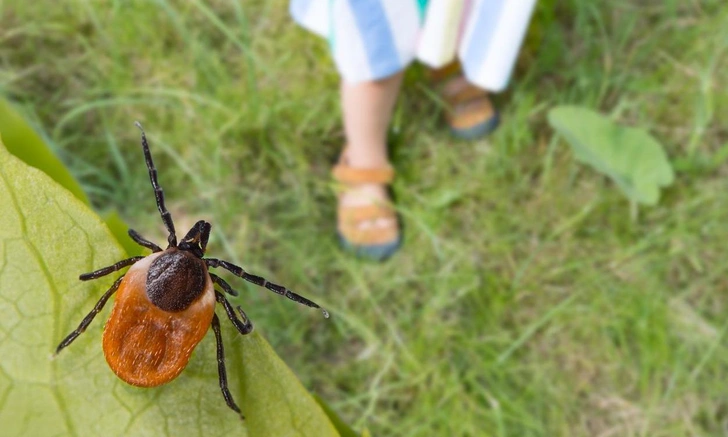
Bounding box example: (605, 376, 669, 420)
(2, 0, 727, 435)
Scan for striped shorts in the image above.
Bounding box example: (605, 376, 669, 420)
(290, 0, 536, 92)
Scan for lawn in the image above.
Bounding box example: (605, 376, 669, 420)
(1, 0, 727, 435)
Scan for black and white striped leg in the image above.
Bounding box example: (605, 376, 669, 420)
(135, 121, 177, 248)
(205, 258, 329, 318)
(215, 290, 253, 335)
(55, 276, 124, 354)
(79, 257, 144, 281)
(210, 273, 238, 296)
(128, 229, 163, 252)
(211, 313, 244, 420)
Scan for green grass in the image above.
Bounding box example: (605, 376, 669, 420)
(2, 0, 728, 435)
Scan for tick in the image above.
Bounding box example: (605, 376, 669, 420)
(55, 122, 328, 419)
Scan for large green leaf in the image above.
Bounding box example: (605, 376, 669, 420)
(548, 106, 674, 205)
(0, 138, 338, 436)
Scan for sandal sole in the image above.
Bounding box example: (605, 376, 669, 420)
(450, 112, 500, 140)
(337, 232, 401, 261)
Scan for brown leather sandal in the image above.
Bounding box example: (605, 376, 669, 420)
(431, 62, 500, 140)
(332, 153, 401, 260)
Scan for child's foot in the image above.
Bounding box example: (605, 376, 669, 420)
(442, 75, 500, 139)
(333, 152, 401, 261)
(431, 63, 500, 140)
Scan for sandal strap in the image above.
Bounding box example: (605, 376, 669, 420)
(339, 204, 395, 222)
(430, 62, 489, 106)
(332, 164, 394, 185)
(442, 81, 488, 106)
(339, 223, 399, 245)
(448, 97, 496, 129)
(338, 205, 398, 245)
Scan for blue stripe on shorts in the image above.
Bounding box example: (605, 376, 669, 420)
(348, 0, 403, 80)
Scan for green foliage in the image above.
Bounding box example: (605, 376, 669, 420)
(0, 98, 89, 204)
(313, 394, 360, 437)
(0, 98, 141, 256)
(0, 139, 339, 436)
(548, 105, 674, 206)
(2, 1, 728, 436)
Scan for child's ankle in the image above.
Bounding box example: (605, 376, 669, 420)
(343, 146, 390, 169)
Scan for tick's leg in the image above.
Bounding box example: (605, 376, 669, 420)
(211, 275, 252, 334)
(211, 313, 244, 420)
(206, 258, 329, 318)
(210, 273, 238, 296)
(79, 256, 144, 281)
(128, 229, 162, 252)
(55, 276, 124, 355)
(135, 122, 177, 248)
(215, 290, 253, 335)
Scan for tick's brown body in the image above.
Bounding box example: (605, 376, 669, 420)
(55, 123, 328, 419)
(102, 250, 215, 387)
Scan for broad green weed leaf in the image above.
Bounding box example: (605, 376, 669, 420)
(0, 138, 338, 436)
(548, 106, 674, 205)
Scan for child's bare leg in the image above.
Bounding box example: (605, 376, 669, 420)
(342, 72, 403, 168)
(340, 72, 403, 231)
